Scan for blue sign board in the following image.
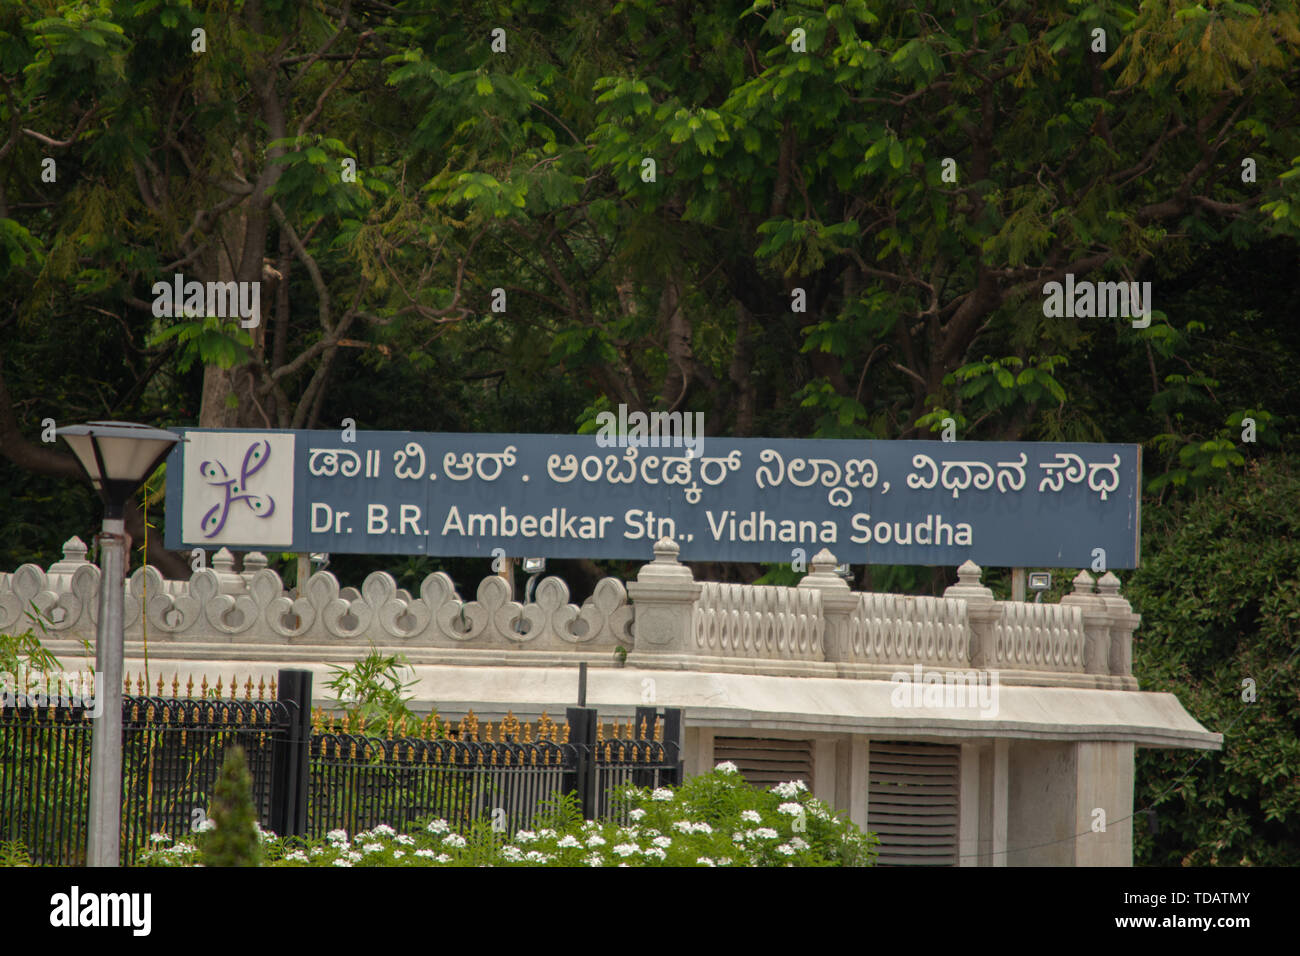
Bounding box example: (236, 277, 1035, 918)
(164, 430, 1141, 568)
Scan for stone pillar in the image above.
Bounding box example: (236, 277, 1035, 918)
(1097, 573, 1139, 677)
(626, 538, 701, 657)
(1060, 569, 1110, 676)
(211, 547, 246, 594)
(796, 548, 857, 662)
(943, 561, 999, 669)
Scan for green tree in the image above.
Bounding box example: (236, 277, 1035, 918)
(1130, 455, 1300, 865)
(202, 745, 262, 867)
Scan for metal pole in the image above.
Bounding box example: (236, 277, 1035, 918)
(1011, 567, 1027, 602)
(498, 556, 515, 600)
(87, 517, 128, 867)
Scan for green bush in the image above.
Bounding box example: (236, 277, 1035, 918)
(1130, 456, 1300, 866)
(140, 765, 877, 867)
(200, 746, 263, 867)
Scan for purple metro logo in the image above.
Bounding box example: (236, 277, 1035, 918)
(199, 440, 276, 538)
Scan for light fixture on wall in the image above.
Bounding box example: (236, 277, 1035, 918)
(57, 421, 182, 868)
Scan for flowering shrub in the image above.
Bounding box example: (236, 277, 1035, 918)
(137, 765, 877, 867)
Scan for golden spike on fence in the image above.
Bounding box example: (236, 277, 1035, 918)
(486, 722, 496, 743)
(234, 704, 243, 726)
(595, 721, 604, 743)
(244, 677, 254, 701)
(350, 741, 357, 759)
(530, 749, 537, 766)
(172, 674, 180, 698)
(358, 712, 368, 735)
(198, 675, 206, 698)
(522, 722, 532, 744)
(638, 717, 647, 740)
(214, 676, 222, 699)
(504, 748, 512, 766)
(257, 676, 266, 700)
(311, 709, 321, 734)
(398, 715, 407, 738)
(632, 742, 639, 762)
(156, 674, 164, 695)
(270, 675, 277, 698)
(476, 749, 484, 765)
(490, 748, 498, 765)
(502, 710, 519, 738)
(123, 673, 131, 695)
(136, 675, 145, 696)
(561, 724, 570, 744)
(386, 717, 395, 740)
(229, 675, 238, 699)
(131, 702, 140, 721)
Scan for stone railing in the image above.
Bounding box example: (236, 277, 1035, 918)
(1, 535, 1139, 689)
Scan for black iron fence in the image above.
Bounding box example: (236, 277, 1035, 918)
(0, 669, 683, 864)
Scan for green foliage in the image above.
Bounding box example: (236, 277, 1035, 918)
(325, 645, 419, 728)
(1130, 455, 1300, 865)
(201, 746, 263, 867)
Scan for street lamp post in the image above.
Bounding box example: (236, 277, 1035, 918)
(57, 421, 182, 867)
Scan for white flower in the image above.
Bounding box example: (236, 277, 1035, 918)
(536, 828, 557, 839)
(775, 844, 796, 856)
(284, 850, 308, 863)
(362, 842, 383, 854)
(777, 802, 804, 816)
(501, 845, 524, 862)
(582, 821, 600, 832)
(732, 831, 745, 844)
(393, 850, 405, 859)
(585, 852, 604, 867)
(442, 833, 467, 848)
(617, 827, 640, 840)
(612, 843, 639, 858)
(168, 842, 197, 854)
(326, 829, 349, 844)
(672, 821, 693, 834)
(193, 819, 216, 833)
(414, 849, 436, 859)
(753, 827, 779, 840)
(772, 780, 809, 799)
(435, 853, 452, 863)
(524, 850, 552, 863)
(345, 850, 362, 862)
(150, 833, 171, 844)
(333, 858, 353, 867)
(557, 835, 580, 848)
(641, 847, 666, 861)
(740, 810, 762, 824)
(650, 788, 674, 801)
(697, 857, 716, 867)
(586, 834, 607, 848)
(425, 819, 450, 834)
(370, 824, 396, 839)
(628, 808, 646, 821)
(789, 836, 809, 851)
(254, 823, 274, 842)
(310, 847, 327, 857)
(515, 830, 537, 844)
(395, 834, 415, 846)
(691, 822, 713, 835)
(714, 761, 739, 774)
(651, 835, 672, 849)
(719, 857, 732, 866)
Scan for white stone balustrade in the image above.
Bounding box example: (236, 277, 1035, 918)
(0, 536, 1140, 688)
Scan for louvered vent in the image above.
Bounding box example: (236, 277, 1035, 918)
(868, 741, 960, 866)
(713, 737, 813, 787)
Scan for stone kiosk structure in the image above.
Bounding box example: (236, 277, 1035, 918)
(1, 536, 1219, 866)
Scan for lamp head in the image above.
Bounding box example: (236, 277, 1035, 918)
(56, 421, 183, 518)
